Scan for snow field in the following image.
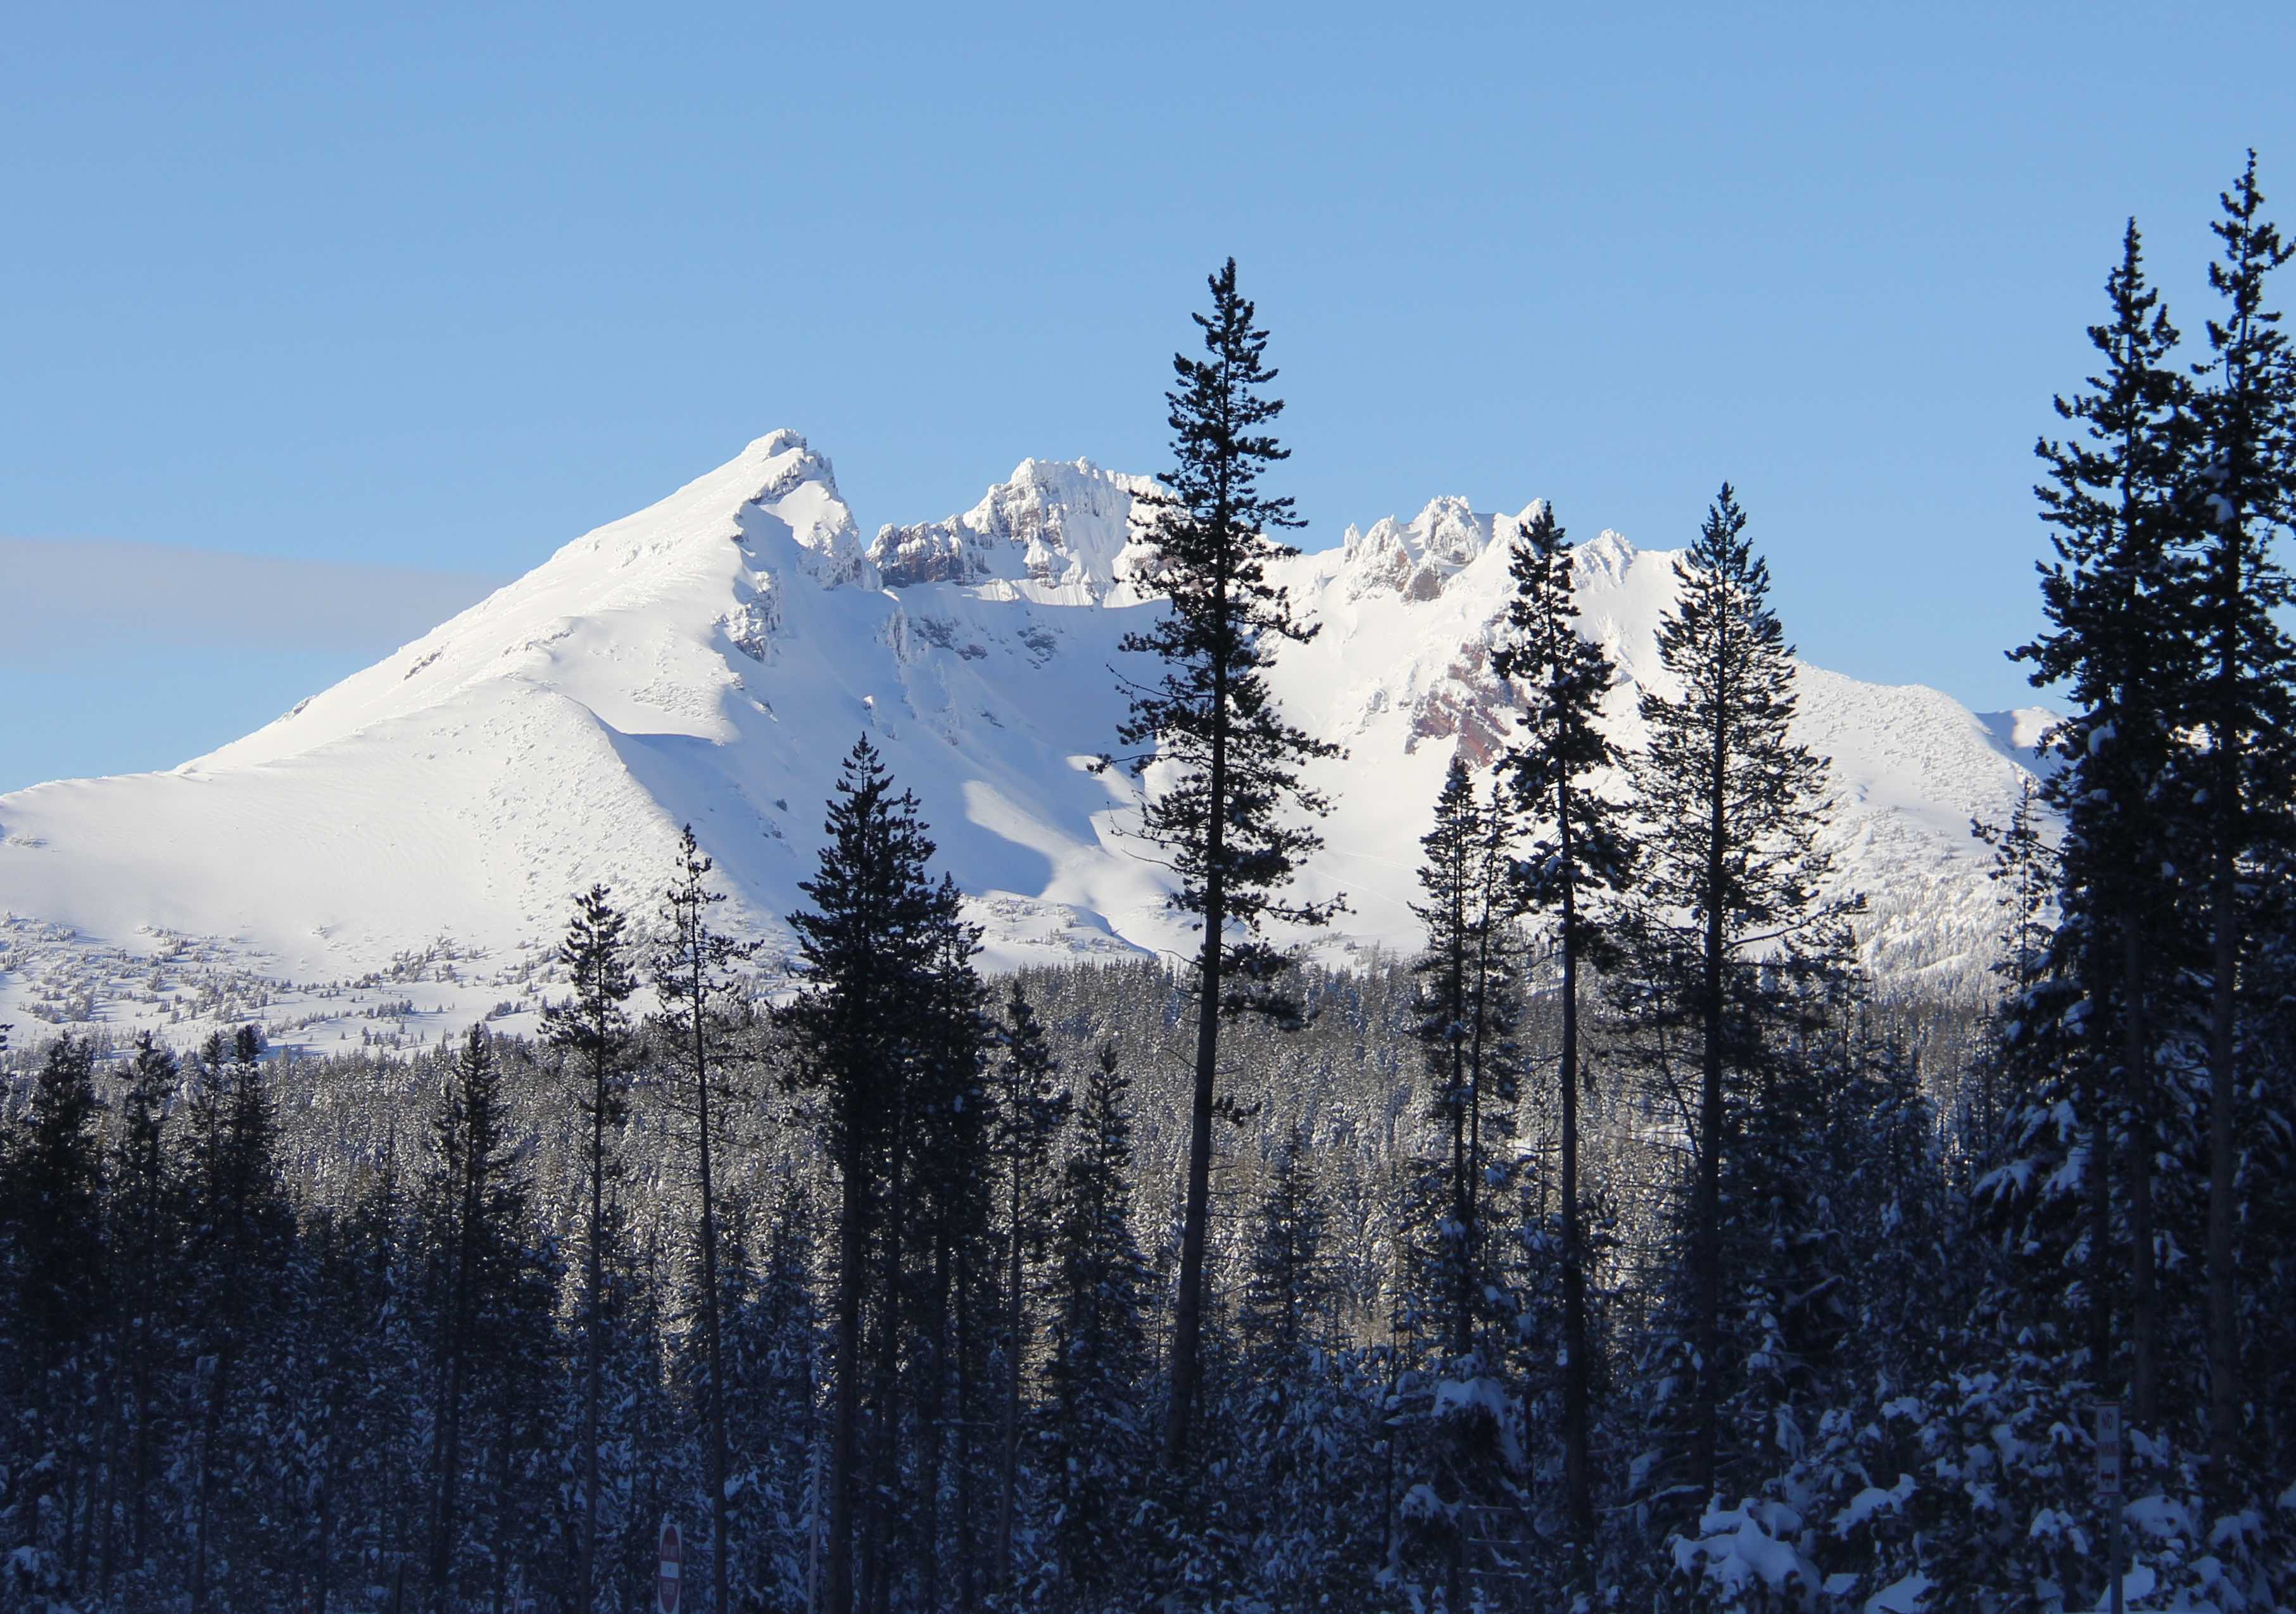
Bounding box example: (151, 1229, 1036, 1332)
(0, 431, 2051, 1049)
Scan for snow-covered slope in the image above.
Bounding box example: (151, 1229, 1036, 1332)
(0, 431, 2049, 1042)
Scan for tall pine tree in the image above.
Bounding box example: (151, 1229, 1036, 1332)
(2187, 151, 2296, 1489)
(420, 1025, 533, 1614)
(992, 983, 1069, 1596)
(1491, 498, 1637, 1571)
(542, 883, 638, 1614)
(1042, 1043, 1153, 1606)
(652, 828, 754, 1614)
(1406, 760, 1529, 1610)
(778, 738, 980, 1614)
(183, 1028, 294, 1614)
(1111, 258, 1342, 1466)
(1627, 485, 1846, 1506)
(2016, 216, 2197, 1430)
(113, 1031, 179, 1575)
(1, 1033, 107, 1603)
(1407, 759, 1525, 1365)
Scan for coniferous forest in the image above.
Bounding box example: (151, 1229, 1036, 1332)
(6, 159, 2296, 1613)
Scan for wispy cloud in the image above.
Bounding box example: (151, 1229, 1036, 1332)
(0, 538, 507, 660)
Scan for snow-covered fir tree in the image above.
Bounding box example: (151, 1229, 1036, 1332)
(1039, 1043, 1153, 1612)
(1111, 256, 1343, 1470)
(1492, 495, 1640, 1581)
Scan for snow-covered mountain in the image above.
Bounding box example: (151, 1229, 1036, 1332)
(0, 431, 2053, 1039)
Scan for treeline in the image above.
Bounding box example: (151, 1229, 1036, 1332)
(4, 161, 2296, 1611)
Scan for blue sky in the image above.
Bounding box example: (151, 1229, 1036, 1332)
(4, 2, 2292, 792)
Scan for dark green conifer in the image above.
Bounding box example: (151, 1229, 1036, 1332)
(2017, 217, 2198, 1426)
(2187, 152, 2296, 1486)
(1042, 1043, 1152, 1603)
(542, 883, 637, 1614)
(779, 738, 980, 1614)
(1627, 486, 1848, 1506)
(1408, 758, 1525, 1365)
(113, 1031, 178, 1568)
(1492, 498, 1637, 1569)
(420, 1024, 534, 1614)
(7, 1033, 105, 1368)
(182, 1028, 294, 1614)
(1111, 258, 1342, 1465)
(0, 1033, 108, 1601)
(992, 984, 1069, 1594)
(652, 830, 754, 1614)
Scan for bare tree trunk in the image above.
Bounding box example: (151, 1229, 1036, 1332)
(579, 1081, 607, 1614)
(999, 1148, 1024, 1594)
(923, 1234, 949, 1614)
(1692, 699, 1727, 1500)
(1448, 886, 1470, 1362)
(826, 1145, 865, 1614)
(2121, 918, 2155, 1428)
(956, 1247, 978, 1613)
(864, 1103, 908, 1614)
(1467, 812, 1498, 1366)
(427, 1328, 468, 1614)
(2204, 535, 2245, 1491)
(690, 999, 730, 1614)
(193, 1344, 232, 1614)
(2207, 778, 2240, 1486)
(1166, 890, 1221, 1469)
(1559, 798, 1596, 1580)
(2089, 1071, 2114, 1394)
(430, 1114, 483, 1614)
(1167, 714, 1226, 1469)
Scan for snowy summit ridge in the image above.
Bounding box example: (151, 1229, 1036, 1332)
(869, 457, 1156, 598)
(0, 431, 2050, 1037)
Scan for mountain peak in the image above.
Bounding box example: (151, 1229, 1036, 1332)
(724, 432, 872, 591)
(869, 458, 1154, 597)
(1338, 496, 1536, 602)
(741, 426, 811, 458)
(1572, 527, 1640, 586)
(538, 428, 858, 576)
(0, 433, 2052, 1017)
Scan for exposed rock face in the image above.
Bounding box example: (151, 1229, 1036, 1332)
(0, 431, 2051, 1024)
(1340, 496, 1533, 603)
(869, 458, 1156, 595)
(1406, 633, 1515, 766)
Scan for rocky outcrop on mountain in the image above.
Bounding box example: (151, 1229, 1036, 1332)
(0, 431, 2048, 1013)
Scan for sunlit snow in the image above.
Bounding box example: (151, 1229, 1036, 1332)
(0, 430, 2053, 1050)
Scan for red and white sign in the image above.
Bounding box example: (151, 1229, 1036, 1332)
(657, 1520, 682, 1614)
(2094, 1403, 2123, 1498)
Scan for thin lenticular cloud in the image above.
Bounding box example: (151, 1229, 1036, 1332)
(0, 536, 507, 659)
